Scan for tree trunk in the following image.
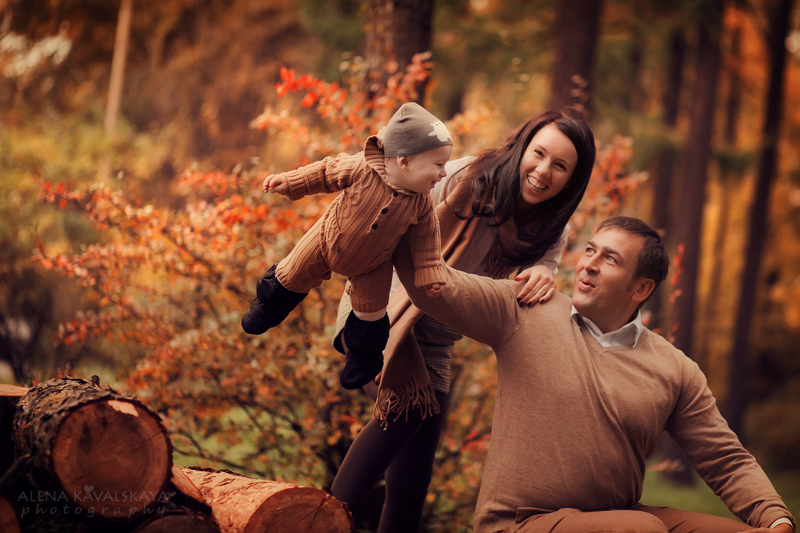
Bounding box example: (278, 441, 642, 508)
(364, 0, 435, 103)
(696, 23, 744, 369)
(671, 1, 724, 360)
(665, 1, 725, 487)
(724, 0, 793, 438)
(648, 29, 686, 329)
(14, 377, 172, 520)
(547, 0, 604, 115)
(179, 467, 353, 533)
(99, 0, 133, 180)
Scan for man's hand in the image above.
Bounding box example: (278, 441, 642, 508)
(514, 264, 556, 306)
(425, 283, 443, 297)
(263, 175, 289, 196)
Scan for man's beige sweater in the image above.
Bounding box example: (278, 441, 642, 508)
(392, 248, 795, 533)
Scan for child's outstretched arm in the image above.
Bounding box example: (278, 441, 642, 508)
(270, 152, 361, 201)
(406, 207, 447, 291)
(263, 175, 289, 196)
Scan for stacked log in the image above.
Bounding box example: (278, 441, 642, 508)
(180, 467, 353, 533)
(0, 378, 354, 532)
(14, 377, 172, 521)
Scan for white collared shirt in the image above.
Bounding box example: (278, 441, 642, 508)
(570, 306, 644, 348)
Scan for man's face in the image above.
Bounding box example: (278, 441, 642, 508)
(572, 227, 649, 333)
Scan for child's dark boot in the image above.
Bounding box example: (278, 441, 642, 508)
(340, 311, 389, 390)
(241, 265, 307, 335)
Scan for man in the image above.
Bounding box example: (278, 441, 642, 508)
(392, 216, 795, 533)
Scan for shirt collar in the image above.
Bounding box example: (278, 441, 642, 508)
(570, 306, 644, 348)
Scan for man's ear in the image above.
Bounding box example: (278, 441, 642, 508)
(397, 155, 410, 171)
(631, 278, 655, 305)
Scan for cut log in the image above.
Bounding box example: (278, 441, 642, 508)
(180, 468, 353, 533)
(130, 508, 221, 533)
(0, 384, 29, 475)
(0, 494, 22, 533)
(14, 377, 172, 520)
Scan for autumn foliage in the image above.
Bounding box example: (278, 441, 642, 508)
(34, 56, 644, 530)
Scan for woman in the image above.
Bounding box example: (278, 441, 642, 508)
(331, 110, 596, 532)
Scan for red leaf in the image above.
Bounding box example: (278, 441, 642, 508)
(300, 92, 318, 107)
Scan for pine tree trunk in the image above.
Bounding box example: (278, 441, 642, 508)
(725, 0, 794, 437)
(547, 0, 604, 114)
(179, 467, 353, 533)
(14, 377, 172, 520)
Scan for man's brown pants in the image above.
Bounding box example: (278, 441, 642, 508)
(505, 503, 750, 533)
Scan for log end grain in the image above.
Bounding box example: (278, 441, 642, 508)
(180, 468, 353, 533)
(51, 398, 171, 519)
(247, 486, 353, 533)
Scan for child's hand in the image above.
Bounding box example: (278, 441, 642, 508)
(425, 283, 443, 297)
(263, 175, 289, 196)
(513, 265, 555, 306)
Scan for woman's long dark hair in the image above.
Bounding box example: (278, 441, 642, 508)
(448, 110, 596, 276)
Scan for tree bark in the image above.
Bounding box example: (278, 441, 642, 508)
(724, 0, 793, 438)
(547, 0, 604, 115)
(14, 377, 172, 520)
(179, 467, 353, 533)
(363, 0, 435, 103)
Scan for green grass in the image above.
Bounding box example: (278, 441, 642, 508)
(641, 465, 800, 523)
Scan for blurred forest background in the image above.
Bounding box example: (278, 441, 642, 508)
(1, 0, 800, 530)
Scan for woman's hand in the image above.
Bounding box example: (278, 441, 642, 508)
(513, 264, 556, 306)
(263, 175, 289, 196)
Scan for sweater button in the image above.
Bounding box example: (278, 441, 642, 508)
(381, 208, 388, 214)
(372, 223, 378, 229)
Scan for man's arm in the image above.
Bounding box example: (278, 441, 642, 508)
(393, 234, 523, 347)
(667, 359, 795, 530)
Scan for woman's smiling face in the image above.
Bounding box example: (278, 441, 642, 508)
(518, 123, 578, 206)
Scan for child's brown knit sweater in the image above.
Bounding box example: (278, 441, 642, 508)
(274, 135, 446, 313)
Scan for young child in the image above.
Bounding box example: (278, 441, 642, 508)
(242, 102, 453, 390)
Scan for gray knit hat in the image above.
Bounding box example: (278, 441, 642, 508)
(382, 102, 453, 158)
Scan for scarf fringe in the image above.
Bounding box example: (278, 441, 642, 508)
(374, 379, 440, 427)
